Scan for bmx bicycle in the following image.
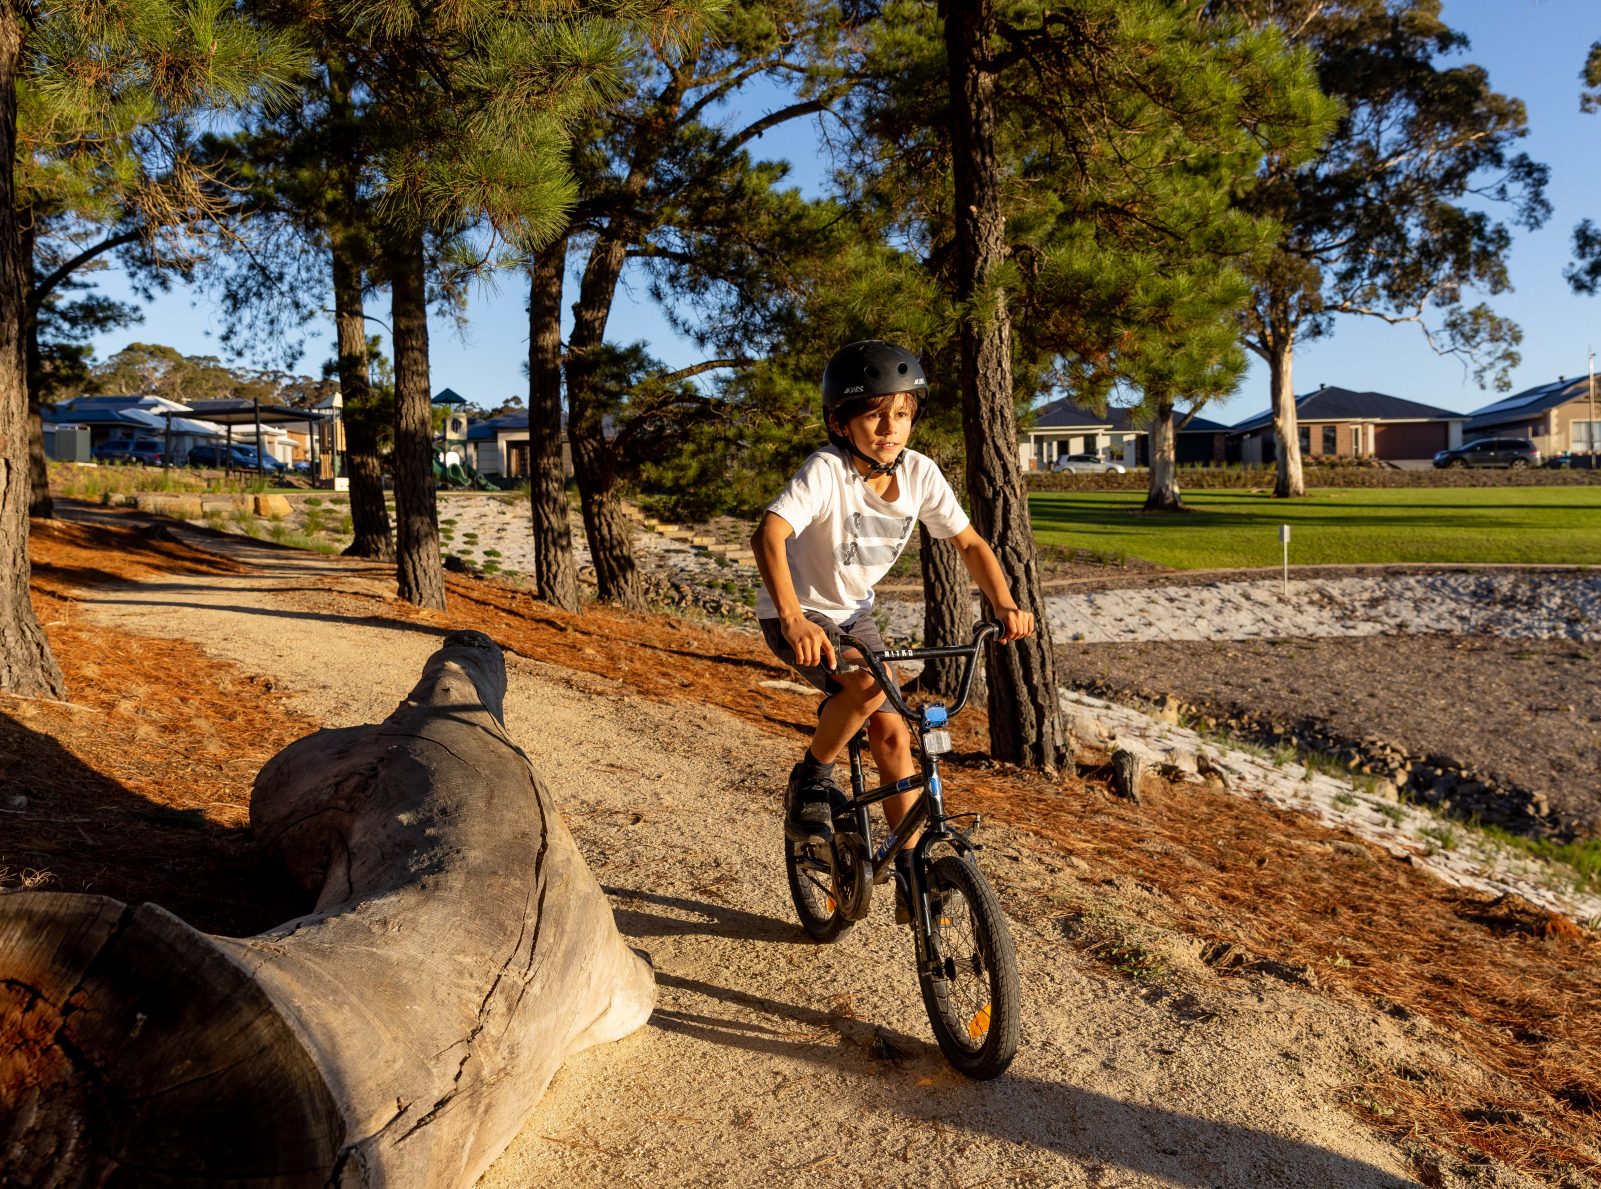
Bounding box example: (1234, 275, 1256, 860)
(782, 620, 1021, 1079)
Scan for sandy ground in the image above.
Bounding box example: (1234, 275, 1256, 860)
(65, 524, 1510, 1189)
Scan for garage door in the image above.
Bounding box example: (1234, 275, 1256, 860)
(1373, 422, 1448, 459)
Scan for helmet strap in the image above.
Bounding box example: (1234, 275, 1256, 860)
(830, 434, 904, 479)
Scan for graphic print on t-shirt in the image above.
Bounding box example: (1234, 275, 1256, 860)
(839, 511, 914, 568)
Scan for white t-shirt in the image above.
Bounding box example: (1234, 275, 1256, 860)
(755, 446, 971, 623)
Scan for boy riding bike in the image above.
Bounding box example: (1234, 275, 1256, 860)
(751, 340, 1034, 917)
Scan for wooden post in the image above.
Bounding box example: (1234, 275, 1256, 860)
(1110, 746, 1146, 804)
(0, 631, 654, 1186)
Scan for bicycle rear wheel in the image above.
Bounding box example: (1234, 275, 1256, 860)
(918, 854, 1020, 1079)
(785, 835, 852, 942)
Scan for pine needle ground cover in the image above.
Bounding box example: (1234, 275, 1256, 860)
(1029, 487, 1601, 569)
(10, 514, 1599, 1179)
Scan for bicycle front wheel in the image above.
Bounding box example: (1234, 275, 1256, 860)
(918, 855, 1020, 1079)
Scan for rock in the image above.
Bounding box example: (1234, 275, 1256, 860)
(1368, 779, 1400, 804)
(253, 494, 293, 519)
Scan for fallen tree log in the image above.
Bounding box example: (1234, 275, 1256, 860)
(1, 630, 655, 1187)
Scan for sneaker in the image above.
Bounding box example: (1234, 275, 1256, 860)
(785, 763, 838, 844)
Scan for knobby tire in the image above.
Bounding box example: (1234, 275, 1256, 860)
(918, 855, 1021, 1079)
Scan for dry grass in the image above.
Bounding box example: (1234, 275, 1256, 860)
(13, 512, 1601, 1180)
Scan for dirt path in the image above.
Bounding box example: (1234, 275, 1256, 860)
(66, 521, 1459, 1188)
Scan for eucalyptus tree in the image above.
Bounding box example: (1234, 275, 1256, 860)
(1566, 41, 1601, 301)
(1212, 0, 1548, 497)
(0, 0, 304, 698)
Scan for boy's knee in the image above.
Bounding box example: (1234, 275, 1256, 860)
(868, 712, 909, 748)
(837, 670, 882, 706)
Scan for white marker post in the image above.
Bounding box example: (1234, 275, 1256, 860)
(1280, 524, 1291, 596)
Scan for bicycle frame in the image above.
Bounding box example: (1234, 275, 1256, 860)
(826, 620, 1001, 966)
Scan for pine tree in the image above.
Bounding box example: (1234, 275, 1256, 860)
(0, 0, 305, 698)
(536, 0, 856, 609)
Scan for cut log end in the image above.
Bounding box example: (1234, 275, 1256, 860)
(1, 895, 342, 1184)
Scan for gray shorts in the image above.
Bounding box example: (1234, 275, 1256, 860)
(759, 609, 896, 714)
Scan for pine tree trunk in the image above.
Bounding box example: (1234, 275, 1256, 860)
(21, 218, 50, 520)
(25, 314, 51, 521)
(942, 0, 1065, 772)
(0, 14, 64, 699)
(565, 231, 642, 609)
(387, 228, 445, 609)
(918, 523, 974, 697)
(329, 62, 391, 563)
(1268, 333, 1305, 499)
(527, 241, 579, 611)
(332, 229, 392, 561)
(1144, 398, 1183, 512)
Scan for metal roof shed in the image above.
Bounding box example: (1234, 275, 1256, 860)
(184, 399, 335, 476)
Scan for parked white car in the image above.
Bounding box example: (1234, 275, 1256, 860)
(1052, 453, 1126, 475)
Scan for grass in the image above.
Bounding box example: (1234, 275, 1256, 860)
(1473, 824, 1601, 894)
(1029, 487, 1601, 568)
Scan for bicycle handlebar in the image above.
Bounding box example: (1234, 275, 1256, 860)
(831, 620, 1003, 722)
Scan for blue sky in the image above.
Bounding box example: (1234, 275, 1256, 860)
(80, 0, 1601, 425)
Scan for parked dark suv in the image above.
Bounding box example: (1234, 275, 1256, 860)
(92, 438, 164, 465)
(1432, 437, 1542, 469)
(186, 443, 287, 472)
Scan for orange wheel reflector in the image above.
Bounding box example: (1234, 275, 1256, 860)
(966, 1004, 991, 1040)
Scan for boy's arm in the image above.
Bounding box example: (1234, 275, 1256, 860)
(751, 511, 837, 669)
(949, 526, 1035, 644)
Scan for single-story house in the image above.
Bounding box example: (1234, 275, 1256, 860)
(44, 395, 227, 463)
(1229, 386, 1465, 464)
(1019, 399, 1142, 470)
(1019, 400, 1231, 469)
(1463, 375, 1600, 457)
(466, 413, 578, 480)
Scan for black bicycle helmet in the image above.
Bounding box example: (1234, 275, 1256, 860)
(819, 340, 928, 475)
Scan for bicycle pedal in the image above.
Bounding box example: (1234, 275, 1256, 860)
(784, 820, 832, 846)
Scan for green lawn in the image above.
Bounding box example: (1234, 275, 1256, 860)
(1029, 487, 1601, 569)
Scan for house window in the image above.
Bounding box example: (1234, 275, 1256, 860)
(1322, 426, 1337, 454)
(1351, 427, 1362, 455)
(1297, 427, 1311, 453)
(1575, 421, 1598, 451)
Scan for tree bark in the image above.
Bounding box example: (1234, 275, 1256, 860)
(0, 631, 655, 1186)
(387, 227, 445, 608)
(917, 523, 975, 697)
(1267, 330, 1305, 499)
(941, 0, 1065, 771)
(0, 14, 64, 698)
(565, 229, 643, 609)
(527, 240, 579, 611)
(332, 235, 391, 561)
(1143, 398, 1183, 512)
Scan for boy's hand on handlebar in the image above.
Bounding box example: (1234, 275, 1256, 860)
(997, 606, 1034, 644)
(781, 613, 837, 670)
